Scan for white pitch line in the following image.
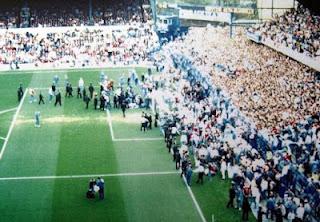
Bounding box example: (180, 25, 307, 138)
(0, 88, 28, 160)
(106, 110, 163, 142)
(182, 175, 207, 222)
(0, 107, 17, 115)
(0, 171, 179, 181)
(33, 85, 100, 90)
(0, 136, 6, 141)
(113, 137, 163, 142)
(106, 109, 115, 140)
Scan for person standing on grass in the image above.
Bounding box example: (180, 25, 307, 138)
(226, 184, 236, 208)
(82, 87, 87, 102)
(84, 94, 90, 109)
(53, 75, 59, 86)
(29, 88, 36, 103)
(140, 113, 148, 132)
(196, 163, 205, 184)
(121, 100, 127, 118)
(93, 93, 98, 110)
(154, 112, 159, 128)
(96, 177, 105, 200)
(48, 87, 54, 103)
(185, 163, 193, 186)
(34, 111, 41, 127)
(17, 83, 23, 102)
(174, 149, 181, 170)
(100, 95, 105, 111)
(89, 83, 94, 99)
(242, 197, 250, 221)
(38, 91, 45, 105)
(77, 86, 82, 99)
(55, 90, 62, 106)
(51, 82, 56, 95)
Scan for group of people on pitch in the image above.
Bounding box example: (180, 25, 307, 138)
(86, 177, 105, 200)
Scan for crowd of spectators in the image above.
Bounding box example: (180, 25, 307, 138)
(0, 23, 159, 67)
(151, 39, 319, 221)
(0, 0, 151, 28)
(249, 4, 320, 60)
(167, 26, 320, 133)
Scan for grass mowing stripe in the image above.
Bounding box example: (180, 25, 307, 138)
(0, 171, 179, 181)
(0, 107, 17, 115)
(183, 175, 207, 222)
(0, 88, 27, 160)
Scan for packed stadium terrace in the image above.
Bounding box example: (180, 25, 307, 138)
(0, 24, 159, 67)
(0, 0, 151, 28)
(250, 4, 320, 61)
(0, 1, 319, 222)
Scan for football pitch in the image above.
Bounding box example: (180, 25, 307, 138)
(0, 68, 254, 222)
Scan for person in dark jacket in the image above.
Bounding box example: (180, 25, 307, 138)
(242, 197, 250, 221)
(54, 90, 62, 106)
(93, 93, 98, 110)
(84, 95, 90, 109)
(38, 91, 45, 105)
(88, 83, 94, 99)
(17, 83, 23, 102)
(227, 184, 236, 208)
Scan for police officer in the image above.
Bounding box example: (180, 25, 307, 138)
(89, 83, 94, 99)
(38, 91, 45, 105)
(55, 90, 62, 106)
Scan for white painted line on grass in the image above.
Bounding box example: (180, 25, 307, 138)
(107, 110, 163, 142)
(33, 86, 100, 90)
(0, 65, 152, 75)
(182, 175, 207, 222)
(106, 109, 115, 140)
(0, 88, 28, 160)
(0, 136, 6, 141)
(113, 137, 163, 142)
(0, 171, 179, 181)
(0, 107, 17, 115)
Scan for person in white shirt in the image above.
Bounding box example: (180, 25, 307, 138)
(296, 203, 305, 220)
(220, 156, 227, 180)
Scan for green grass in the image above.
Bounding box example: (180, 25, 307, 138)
(0, 111, 14, 138)
(0, 67, 254, 222)
(0, 74, 31, 110)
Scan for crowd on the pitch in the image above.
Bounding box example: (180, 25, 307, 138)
(0, 24, 159, 67)
(151, 34, 319, 221)
(150, 23, 320, 221)
(250, 4, 320, 60)
(25, 69, 155, 111)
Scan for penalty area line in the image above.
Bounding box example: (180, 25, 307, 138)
(0, 171, 179, 181)
(113, 137, 163, 142)
(0, 88, 28, 160)
(106, 110, 163, 142)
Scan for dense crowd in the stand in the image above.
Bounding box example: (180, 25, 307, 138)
(250, 4, 320, 60)
(0, 0, 151, 28)
(170, 26, 320, 133)
(0, 24, 159, 67)
(152, 40, 319, 221)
